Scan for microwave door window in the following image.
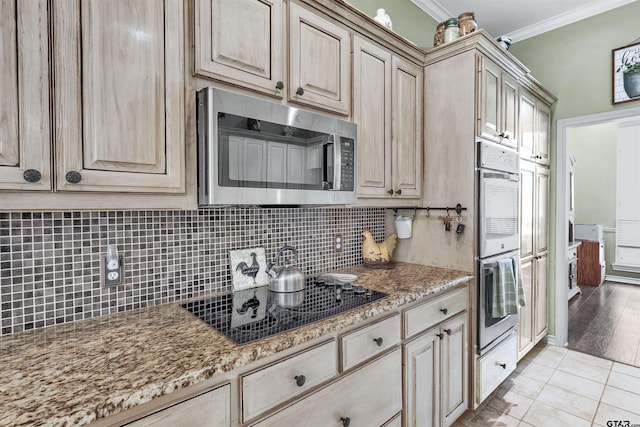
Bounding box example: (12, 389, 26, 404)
(217, 113, 328, 190)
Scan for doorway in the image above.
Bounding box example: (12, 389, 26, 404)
(554, 104, 640, 353)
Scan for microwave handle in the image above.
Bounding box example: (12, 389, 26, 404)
(323, 136, 335, 190)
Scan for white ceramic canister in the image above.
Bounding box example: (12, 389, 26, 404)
(395, 215, 413, 239)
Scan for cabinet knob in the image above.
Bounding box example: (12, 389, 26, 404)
(23, 169, 42, 183)
(440, 308, 448, 315)
(275, 80, 284, 90)
(444, 328, 452, 335)
(395, 189, 402, 195)
(436, 333, 444, 340)
(296, 87, 304, 95)
(294, 375, 306, 387)
(340, 416, 351, 427)
(498, 362, 507, 369)
(65, 171, 82, 184)
(373, 337, 384, 346)
(387, 189, 394, 195)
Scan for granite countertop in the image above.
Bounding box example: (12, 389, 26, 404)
(0, 263, 473, 426)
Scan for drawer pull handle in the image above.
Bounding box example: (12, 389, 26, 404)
(436, 333, 444, 340)
(294, 375, 306, 387)
(440, 308, 448, 315)
(340, 416, 351, 427)
(498, 363, 507, 369)
(23, 169, 42, 183)
(373, 337, 384, 346)
(65, 171, 82, 184)
(444, 328, 452, 335)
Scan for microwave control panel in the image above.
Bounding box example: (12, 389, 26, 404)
(339, 137, 355, 191)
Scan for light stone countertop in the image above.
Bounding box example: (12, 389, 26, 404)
(0, 263, 473, 426)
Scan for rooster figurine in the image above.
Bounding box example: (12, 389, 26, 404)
(362, 228, 397, 267)
(236, 252, 260, 283)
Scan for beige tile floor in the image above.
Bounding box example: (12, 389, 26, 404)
(454, 343, 640, 427)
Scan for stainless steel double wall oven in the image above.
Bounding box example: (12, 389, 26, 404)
(477, 141, 520, 355)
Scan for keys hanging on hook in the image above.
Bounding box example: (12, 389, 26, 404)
(456, 223, 465, 239)
(444, 213, 452, 231)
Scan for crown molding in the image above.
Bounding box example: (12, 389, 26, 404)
(408, 0, 451, 23)
(411, 0, 638, 42)
(506, 0, 638, 41)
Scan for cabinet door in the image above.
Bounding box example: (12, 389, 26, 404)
(518, 89, 536, 161)
(353, 36, 392, 199)
(535, 166, 550, 254)
(478, 57, 501, 142)
(536, 101, 551, 165)
(289, 2, 350, 115)
(194, 0, 284, 96)
(534, 254, 548, 341)
(441, 313, 468, 427)
(501, 74, 518, 148)
(0, 0, 51, 191)
(53, 0, 185, 193)
(404, 328, 440, 427)
(519, 160, 536, 259)
(517, 258, 534, 360)
(391, 56, 422, 199)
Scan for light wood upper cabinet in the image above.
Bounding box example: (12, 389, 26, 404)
(478, 56, 517, 148)
(194, 0, 284, 96)
(289, 2, 351, 115)
(53, 0, 185, 193)
(519, 160, 535, 259)
(391, 56, 423, 199)
(536, 102, 551, 165)
(0, 0, 51, 191)
(353, 36, 392, 199)
(353, 37, 422, 203)
(519, 88, 550, 165)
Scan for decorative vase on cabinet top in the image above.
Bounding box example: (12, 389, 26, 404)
(373, 8, 392, 30)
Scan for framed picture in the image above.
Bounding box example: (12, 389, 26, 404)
(229, 247, 269, 291)
(612, 42, 640, 104)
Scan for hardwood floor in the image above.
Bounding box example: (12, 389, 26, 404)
(568, 281, 640, 367)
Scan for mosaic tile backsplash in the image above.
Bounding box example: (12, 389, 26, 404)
(0, 208, 385, 335)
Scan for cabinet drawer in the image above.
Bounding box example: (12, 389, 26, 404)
(242, 340, 337, 421)
(477, 331, 517, 404)
(404, 287, 468, 338)
(252, 348, 402, 427)
(126, 384, 230, 426)
(341, 313, 401, 370)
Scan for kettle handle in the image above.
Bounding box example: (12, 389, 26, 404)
(275, 245, 299, 266)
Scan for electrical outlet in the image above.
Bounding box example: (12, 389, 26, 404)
(102, 255, 124, 287)
(334, 234, 343, 253)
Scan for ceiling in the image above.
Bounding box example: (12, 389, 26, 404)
(410, 0, 638, 42)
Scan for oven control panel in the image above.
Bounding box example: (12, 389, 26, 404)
(478, 141, 519, 174)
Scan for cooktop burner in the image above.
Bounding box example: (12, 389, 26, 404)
(181, 276, 387, 344)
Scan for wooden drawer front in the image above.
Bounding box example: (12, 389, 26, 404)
(404, 287, 468, 338)
(252, 348, 402, 427)
(477, 331, 517, 404)
(127, 384, 230, 426)
(341, 314, 401, 370)
(242, 340, 337, 421)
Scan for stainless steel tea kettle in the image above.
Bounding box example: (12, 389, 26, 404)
(266, 246, 305, 293)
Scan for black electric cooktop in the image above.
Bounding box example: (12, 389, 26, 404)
(181, 276, 388, 344)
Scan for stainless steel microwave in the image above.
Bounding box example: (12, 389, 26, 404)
(197, 87, 357, 206)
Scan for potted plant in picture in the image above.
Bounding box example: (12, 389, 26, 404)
(617, 44, 640, 99)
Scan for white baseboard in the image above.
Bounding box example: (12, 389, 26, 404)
(605, 275, 640, 285)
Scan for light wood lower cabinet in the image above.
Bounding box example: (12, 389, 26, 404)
(125, 384, 230, 427)
(252, 348, 402, 427)
(476, 331, 517, 404)
(403, 290, 469, 427)
(111, 286, 469, 427)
